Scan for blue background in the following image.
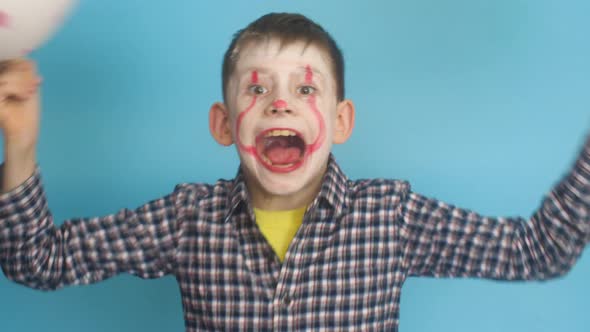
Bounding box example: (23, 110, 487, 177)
(1, 0, 589, 331)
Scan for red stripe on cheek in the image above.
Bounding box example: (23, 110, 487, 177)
(303, 66, 326, 154)
(236, 96, 257, 154)
(308, 94, 326, 154)
(236, 70, 259, 155)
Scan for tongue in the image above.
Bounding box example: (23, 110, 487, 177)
(266, 146, 301, 165)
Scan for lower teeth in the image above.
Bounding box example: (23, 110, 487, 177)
(261, 155, 296, 168)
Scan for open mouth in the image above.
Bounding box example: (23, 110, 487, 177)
(255, 128, 307, 172)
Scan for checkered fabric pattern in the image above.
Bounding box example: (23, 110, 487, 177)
(1, 144, 589, 331)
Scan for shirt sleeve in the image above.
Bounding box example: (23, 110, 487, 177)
(400, 136, 590, 280)
(0, 167, 186, 291)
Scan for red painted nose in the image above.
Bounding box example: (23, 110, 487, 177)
(272, 99, 287, 109)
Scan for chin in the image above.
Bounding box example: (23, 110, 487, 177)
(252, 163, 312, 195)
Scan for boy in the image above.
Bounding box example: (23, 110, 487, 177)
(0, 12, 589, 331)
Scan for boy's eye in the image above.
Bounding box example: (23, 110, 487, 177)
(249, 85, 268, 95)
(298, 86, 316, 95)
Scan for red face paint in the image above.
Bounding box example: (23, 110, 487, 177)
(306, 95, 326, 154)
(305, 65, 326, 154)
(272, 99, 287, 109)
(305, 65, 314, 84)
(236, 71, 258, 155)
(251, 70, 259, 85)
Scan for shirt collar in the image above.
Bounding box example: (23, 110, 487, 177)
(225, 169, 251, 223)
(312, 154, 349, 216)
(224, 154, 349, 223)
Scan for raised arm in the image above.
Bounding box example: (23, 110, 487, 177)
(400, 136, 590, 280)
(0, 167, 187, 290)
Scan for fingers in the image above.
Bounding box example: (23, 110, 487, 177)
(0, 60, 41, 102)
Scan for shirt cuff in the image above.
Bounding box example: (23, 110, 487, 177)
(564, 135, 590, 194)
(0, 164, 44, 223)
(557, 135, 590, 242)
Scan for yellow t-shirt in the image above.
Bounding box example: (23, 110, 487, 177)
(253, 207, 306, 262)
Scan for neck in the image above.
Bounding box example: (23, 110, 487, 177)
(245, 167, 326, 211)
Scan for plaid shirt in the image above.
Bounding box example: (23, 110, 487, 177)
(1, 144, 590, 331)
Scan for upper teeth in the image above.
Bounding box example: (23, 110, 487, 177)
(265, 129, 297, 137)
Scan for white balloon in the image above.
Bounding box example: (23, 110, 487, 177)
(0, 0, 78, 61)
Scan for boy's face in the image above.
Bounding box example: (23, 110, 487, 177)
(210, 38, 354, 200)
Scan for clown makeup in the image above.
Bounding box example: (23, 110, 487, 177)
(211, 38, 354, 210)
(235, 65, 327, 173)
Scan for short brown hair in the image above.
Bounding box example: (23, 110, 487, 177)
(222, 13, 345, 102)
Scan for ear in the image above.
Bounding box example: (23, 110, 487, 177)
(209, 102, 234, 146)
(333, 99, 355, 144)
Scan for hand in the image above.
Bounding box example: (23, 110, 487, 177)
(0, 59, 42, 151)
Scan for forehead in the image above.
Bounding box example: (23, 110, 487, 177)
(232, 38, 334, 80)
